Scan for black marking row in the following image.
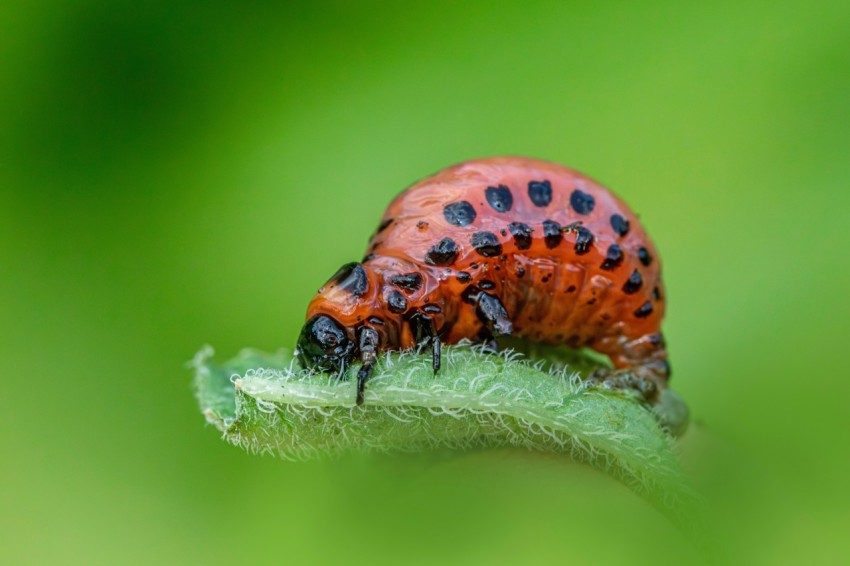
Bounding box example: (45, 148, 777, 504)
(442, 181, 599, 225)
(424, 220, 599, 267)
(433, 195, 649, 274)
(381, 182, 633, 243)
(424, 220, 652, 267)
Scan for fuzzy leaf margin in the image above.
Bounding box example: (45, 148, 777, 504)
(192, 343, 695, 518)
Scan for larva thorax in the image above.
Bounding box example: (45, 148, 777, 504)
(298, 256, 455, 377)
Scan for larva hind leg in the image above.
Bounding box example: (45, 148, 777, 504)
(590, 332, 669, 396)
(588, 367, 659, 401)
(589, 364, 688, 436)
(589, 333, 688, 435)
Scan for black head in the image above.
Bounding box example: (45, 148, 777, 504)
(296, 314, 356, 375)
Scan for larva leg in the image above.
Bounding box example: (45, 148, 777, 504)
(590, 332, 668, 398)
(431, 335, 441, 373)
(589, 333, 688, 435)
(462, 288, 512, 352)
(409, 312, 441, 373)
(355, 326, 380, 406)
(463, 288, 513, 337)
(476, 293, 513, 337)
(587, 368, 659, 401)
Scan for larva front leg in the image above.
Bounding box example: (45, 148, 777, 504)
(355, 326, 380, 405)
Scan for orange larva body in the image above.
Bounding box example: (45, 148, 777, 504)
(298, 157, 669, 403)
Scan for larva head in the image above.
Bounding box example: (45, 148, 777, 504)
(296, 262, 374, 374)
(296, 314, 356, 374)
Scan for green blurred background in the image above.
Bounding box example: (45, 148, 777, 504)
(2, 0, 848, 563)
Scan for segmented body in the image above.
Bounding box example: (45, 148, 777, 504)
(300, 157, 669, 401)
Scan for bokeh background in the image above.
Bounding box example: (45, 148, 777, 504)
(2, 0, 848, 563)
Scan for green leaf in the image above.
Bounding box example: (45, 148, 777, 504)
(192, 343, 696, 520)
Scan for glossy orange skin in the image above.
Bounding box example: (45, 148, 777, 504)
(305, 157, 668, 387)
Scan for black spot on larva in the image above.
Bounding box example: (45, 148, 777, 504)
(389, 272, 423, 292)
(516, 265, 526, 278)
(508, 222, 533, 250)
(387, 290, 407, 313)
(328, 262, 369, 297)
(423, 304, 442, 314)
(573, 226, 594, 255)
(653, 286, 662, 301)
(485, 184, 513, 212)
(479, 280, 496, 290)
(658, 359, 671, 378)
(623, 269, 643, 294)
(416, 220, 429, 230)
(470, 262, 479, 269)
(542, 220, 562, 248)
(566, 285, 577, 293)
(424, 238, 458, 266)
(471, 231, 502, 257)
(376, 218, 393, 233)
(456, 271, 472, 284)
(443, 201, 477, 226)
(528, 180, 552, 207)
(634, 301, 653, 318)
(638, 247, 653, 266)
(570, 189, 595, 215)
(586, 298, 597, 305)
(601, 244, 624, 271)
(367, 316, 385, 326)
(610, 214, 630, 237)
